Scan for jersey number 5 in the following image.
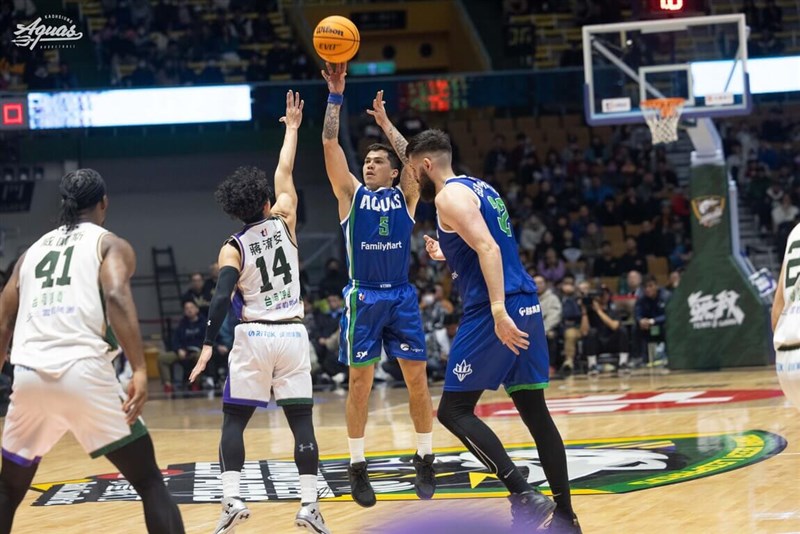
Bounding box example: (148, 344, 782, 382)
(255, 247, 292, 292)
(379, 216, 389, 237)
(35, 246, 75, 288)
(487, 196, 512, 238)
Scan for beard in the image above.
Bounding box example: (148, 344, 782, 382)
(419, 169, 437, 202)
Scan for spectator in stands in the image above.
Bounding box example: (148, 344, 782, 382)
(618, 236, 648, 274)
(636, 219, 661, 257)
(318, 258, 348, 298)
(209, 311, 236, 389)
(558, 278, 582, 376)
(580, 285, 630, 375)
(596, 196, 622, 226)
(203, 262, 220, 299)
(634, 275, 668, 360)
(593, 241, 619, 278)
(538, 248, 566, 283)
(534, 275, 563, 373)
(484, 134, 509, 177)
(579, 221, 604, 264)
(772, 193, 799, 233)
(169, 300, 209, 390)
(25, 61, 53, 90)
(519, 215, 546, 255)
(428, 313, 460, 381)
(53, 61, 79, 89)
(312, 293, 348, 387)
(666, 269, 681, 296)
(762, 0, 783, 32)
(197, 58, 225, 84)
(509, 132, 535, 172)
(753, 30, 785, 57)
(669, 230, 693, 270)
(130, 59, 156, 86)
(619, 187, 646, 225)
(183, 271, 211, 315)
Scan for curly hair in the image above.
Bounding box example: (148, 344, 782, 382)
(215, 166, 273, 223)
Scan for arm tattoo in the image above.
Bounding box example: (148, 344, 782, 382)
(323, 103, 340, 140)
(388, 125, 410, 165)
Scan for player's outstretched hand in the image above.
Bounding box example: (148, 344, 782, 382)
(280, 90, 304, 129)
(122, 368, 148, 425)
(189, 345, 213, 384)
(424, 235, 446, 261)
(494, 314, 530, 356)
(321, 62, 347, 94)
(366, 89, 389, 129)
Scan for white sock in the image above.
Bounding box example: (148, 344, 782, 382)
(221, 471, 241, 499)
(348, 437, 366, 464)
(619, 352, 629, 365)
(416, 432, 433, 457)
(300, 474, 317, 504)
(587, 355, 598, 367)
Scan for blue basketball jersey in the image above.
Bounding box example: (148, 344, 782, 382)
(437, 176, 537, 310)
(341, 185, 414, 288)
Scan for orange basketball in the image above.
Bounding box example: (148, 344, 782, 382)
(313, 15, 360, 63)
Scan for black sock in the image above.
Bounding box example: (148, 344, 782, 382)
(437, 390, 532, 495)
(0, 456, 38, 534)
(106, 433, 185, 534)
(219, 403, 256, 472)
(511, 388, 573, 515)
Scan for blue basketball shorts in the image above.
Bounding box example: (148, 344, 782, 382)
(444, 292, 550, 393)
(338, 282, 427, 367)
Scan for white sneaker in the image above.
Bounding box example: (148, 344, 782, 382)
(295, 502, 331, 534)
(213, 497, 250, 534)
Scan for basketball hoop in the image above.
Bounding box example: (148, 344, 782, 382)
(640, 98, 686, 144)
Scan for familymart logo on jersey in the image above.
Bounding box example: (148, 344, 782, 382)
(13, 15, 83, 50)
(688, 290, 745, 330)
(360, 241, 402, 251)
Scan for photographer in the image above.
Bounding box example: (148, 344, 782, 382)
(580, 285, 630, 376)
(534, 275, 563, 372)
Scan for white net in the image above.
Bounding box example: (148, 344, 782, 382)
(641, 98, 686, 145)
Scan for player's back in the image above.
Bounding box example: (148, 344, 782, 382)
(230, 216, 302, 322)
(341, 185, 414, 288)
(13, 222, 117, 369)
(437, 176, 536, 311)
(774, 222, 800, 349)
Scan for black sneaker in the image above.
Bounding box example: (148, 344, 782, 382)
(347, 462, 376, 507)
(546, 510, 582, 533)
(412, 453, 436, 499)
(508, 490, 556, 529)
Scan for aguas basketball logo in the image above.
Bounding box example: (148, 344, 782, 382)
(12, 15, 83, 50)
(30, 430, 785, 506)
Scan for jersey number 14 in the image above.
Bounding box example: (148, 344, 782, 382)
(255, 247, 292, 292)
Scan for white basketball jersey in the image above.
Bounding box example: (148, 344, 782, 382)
(12, 222, 118, 370)
(774, 222, 800, 350)
(230, 216, 303, 322)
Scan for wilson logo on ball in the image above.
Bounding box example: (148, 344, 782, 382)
(313, 15, 360, 63)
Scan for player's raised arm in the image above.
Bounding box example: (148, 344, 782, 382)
(271, 89, 303, 239)
(437, 185, 529, 355)
(0, 252, 24, 368)
(321, 62, 359, 203)
(99, 234, 148, 423)
(367, 89, 419, 212)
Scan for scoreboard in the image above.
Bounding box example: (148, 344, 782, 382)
(0, 96, 28, 130)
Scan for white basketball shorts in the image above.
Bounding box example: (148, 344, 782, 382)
(223, 322, 313, 407)
(1, 357, 146, 466)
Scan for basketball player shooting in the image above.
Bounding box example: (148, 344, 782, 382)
(406, 130, 581, 533)
(0, 169, 184, 534)
(321, 62, 436, 507)
(188, 91, 330, 534)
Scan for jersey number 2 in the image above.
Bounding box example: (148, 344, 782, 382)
(786, 240, 800, 287)
(487, 196, 512, 237)
(255, 247, 292, 292)
(35, 246, 74, 288)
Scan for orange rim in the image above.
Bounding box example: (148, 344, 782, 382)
(641, 97, 686, 118)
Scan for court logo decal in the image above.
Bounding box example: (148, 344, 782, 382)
(30, 430, 785, 506)
(474, 390, 784, 417)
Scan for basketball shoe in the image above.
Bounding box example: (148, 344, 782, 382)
(546, 509, 582, 533)
(508, 489, 556, 530)
(295, 502, 331, 534)
(347, 461, 377, 507)
(213, 497, 250, 534)
(413, 453, 436, 499)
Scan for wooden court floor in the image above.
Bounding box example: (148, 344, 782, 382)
(3, 367, 799, 534)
